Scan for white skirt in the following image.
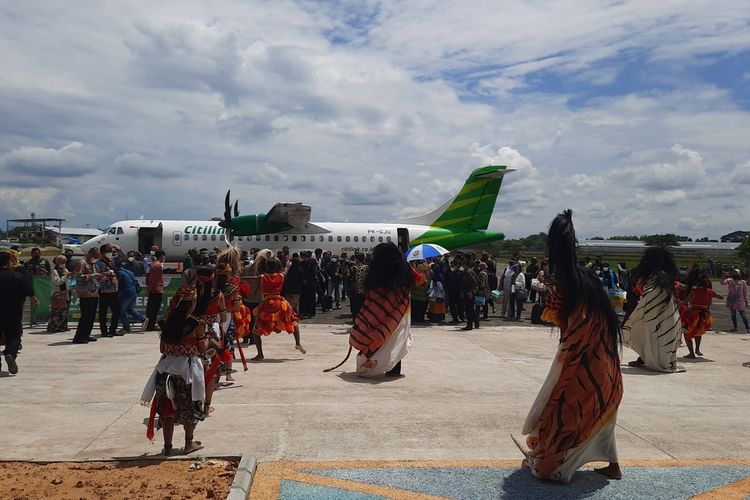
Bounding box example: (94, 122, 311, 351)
(356, 312, 412, 377)
(140, 355, 205, 404)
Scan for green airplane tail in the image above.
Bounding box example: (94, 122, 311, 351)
(400, 165, 512, 230)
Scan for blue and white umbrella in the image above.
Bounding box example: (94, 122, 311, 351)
(405, 243, 450, 261)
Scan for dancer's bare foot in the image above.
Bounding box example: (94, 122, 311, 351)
(226, 374, 235, 382)
(183, 440, 204, 455)
(251, 355, 264, 361)
(684, 353, 696, 359)
(295, 344, 307, 354)
(595, 462, 622, 480)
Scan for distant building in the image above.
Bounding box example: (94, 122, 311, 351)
(45, 226, 103, 245)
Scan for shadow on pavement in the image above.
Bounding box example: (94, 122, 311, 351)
(501, 468, 610, 499)
(679, 357, 716, 363)
(620, 366, 673, 376)
(337, 372, 404, 384)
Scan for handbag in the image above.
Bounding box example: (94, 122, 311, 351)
(474, 295, 486, 306)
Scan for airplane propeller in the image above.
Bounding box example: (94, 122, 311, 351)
(219, 190, 239, 243)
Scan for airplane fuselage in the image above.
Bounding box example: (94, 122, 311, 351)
(73, 219, 504, 261)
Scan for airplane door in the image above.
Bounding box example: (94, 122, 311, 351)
(137, 224, 164, 253)
(397, 227, 410, 253)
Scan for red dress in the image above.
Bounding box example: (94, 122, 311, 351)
(253, 273, 298, 335)
(685, 287, 714, 339)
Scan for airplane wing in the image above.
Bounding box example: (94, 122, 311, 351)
(267, 203, 330, 233)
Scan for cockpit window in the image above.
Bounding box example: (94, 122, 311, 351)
(107, 227, 116, 235)
(117, 227, 124, 234)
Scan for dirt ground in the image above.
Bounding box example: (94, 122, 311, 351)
(0, 458, 238, 500)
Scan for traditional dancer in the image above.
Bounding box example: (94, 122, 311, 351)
(516, 210, 622, 483)
(252, 254, 306, 361)
(622, 247, 682, 372)
(194, 268, 228, 415)
(684, 269, 721, 358)
(141, 267, 214, 456)
(216, 246, 252, 379)
(345, 242, 423, 377)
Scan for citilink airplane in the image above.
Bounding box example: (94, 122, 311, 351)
(75, 165, 513, 261)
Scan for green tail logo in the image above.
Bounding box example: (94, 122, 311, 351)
(401, 165, 512, 230)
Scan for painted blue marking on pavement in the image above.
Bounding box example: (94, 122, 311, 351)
(280, 479, 386, 499)
(303, 466, 750, 499)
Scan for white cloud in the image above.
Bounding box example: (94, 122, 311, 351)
(0, 142, 98, 178)
(1, 1, 749, 241)
(730, 161, 750, 185)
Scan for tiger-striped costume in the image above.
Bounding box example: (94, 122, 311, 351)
(623, 276, 682, 372)
(349, 269, 424, 376)
(523, 287, 623, 483)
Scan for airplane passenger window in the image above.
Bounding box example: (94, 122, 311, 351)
(345, 236, 350, 242)
(193, 235, 198, 241)
(117, 227, 124, 234)
(283, 235, 288, 241)
(174, 234, 180, 241)
(202, 235, 207, 241)
(337, 236, 342, 242)
(211, 235, 216, 241)
(274, 235, 279, 241)
(370, 236, 375, 242)
(353, 236, 358, 242)
(219, 235, 225, 241)
(255, 235, 260, 241)
(328, 236, 333, 242)
(292, 236, 297, 242)
(265, 235, 270, 241)
(301, 236, 306, 241)
(378, 236, 383, 242)
(386, 236, 392, 242)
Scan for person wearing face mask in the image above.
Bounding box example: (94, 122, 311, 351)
(73, 247, 102, 343)
(144, 250, 166, 331)
(96, 244, 121, 337)
(124, 251, 145, 277)
(143, 245, 159, 275)
(47, 255, 72, 333)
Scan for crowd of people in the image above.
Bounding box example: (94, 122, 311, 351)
(2, 232, 749, 483)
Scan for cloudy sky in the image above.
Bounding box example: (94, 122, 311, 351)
(1, 1, 749, 239)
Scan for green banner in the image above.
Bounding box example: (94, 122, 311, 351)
(31, 275, 183, 323)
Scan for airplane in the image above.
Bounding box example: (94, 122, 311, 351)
(72, 165, 514, 262)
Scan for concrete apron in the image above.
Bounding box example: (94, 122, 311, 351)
(2, 323, 749, 497)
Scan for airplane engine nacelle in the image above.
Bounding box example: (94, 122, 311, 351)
(230, 213, 290, 236)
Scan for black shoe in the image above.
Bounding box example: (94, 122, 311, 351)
(4, 354, 18, 374)
(101, 333, 114, 337)
(462, 326, 473, 331)
(86, 337, 98, 342)
(72, 338, 89, 344)
(114, 330, 126, 336)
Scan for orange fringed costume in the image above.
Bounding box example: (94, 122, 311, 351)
(225, 276, 251, 341)
(523, 288, 623, 483)
(253, 273, 298, 335)
(685, 287, 714, 339)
